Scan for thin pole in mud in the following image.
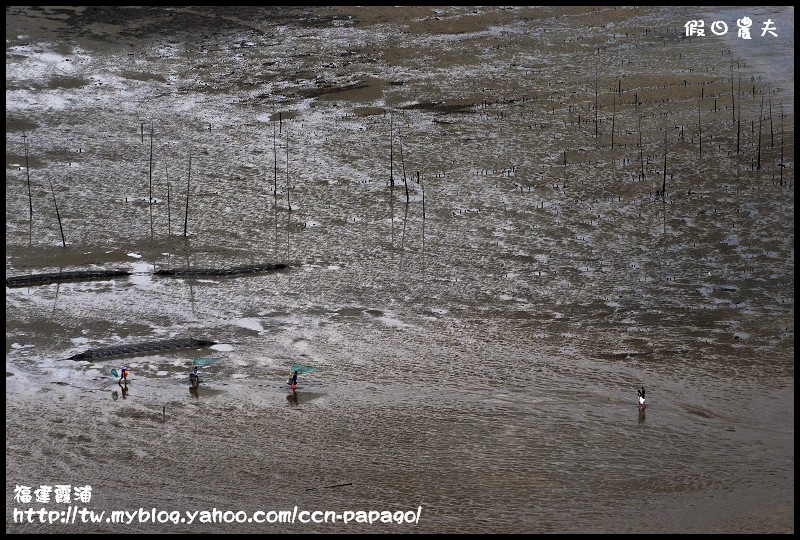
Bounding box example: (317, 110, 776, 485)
(286, 205, 291, 263)
(141, 122, 144, 144)
(401, 202, 408, 255)
(594, 64, 599, 140)
(398, 115, 409, 204)
(183, 154, 191, 237)
(389, 109, 394, 187)
(661, 125, 667, 200)
(730, 65, 735, 125)
(164, 146, 171, 236)
(780, 101, 784, 185)
(273, 115, 278, 195)
(757, 92, 763, 171)
(23, 133, 33, 245)
(149, 123, 154, 238)
(53, 279, 60, 314)
(420, 169, 425, 220)
(737, 73, 741, 154)
(768, 89, 773, 148)
(421, 178, 426, 288)
(286, 128, 291, 212)
(636, 95, 645, 182)
(47, 176, 66, 247)
(273, 98, 280, 259)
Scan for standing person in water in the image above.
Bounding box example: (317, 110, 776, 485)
(190, 365, 199, 385)
(289, 370, 298, 391)
(118, 366, 129, 385)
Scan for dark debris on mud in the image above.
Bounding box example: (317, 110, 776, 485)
(67, 338, 217, 361)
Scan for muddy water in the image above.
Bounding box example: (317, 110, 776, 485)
(5, 6, 793, 533)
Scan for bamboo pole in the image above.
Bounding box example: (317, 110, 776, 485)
(273, 116, 278, 195)
(389, 109, 394, 187)
(757, 92, 763, 170)
(149, 123, 154, 238)
(398, 117, 409, 204)
(286, 128, 291, 212)
(780, 102, 784, 185)
(637, 95, 645, 182)
(737, 73, 741, 154)
(183, 154, 191, 237)
(662, 126, 667, 199)
(420, 169, 425, 220)
(47, 176, 66, 247)
(23, 133, 33, 245)
(730, 65, 735, 124)
(165, 146, 171, 236)
(768, 89, 774, 148)
(594, 64, 599, 140)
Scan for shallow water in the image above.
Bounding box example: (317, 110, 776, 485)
(5, 6, 794, 533)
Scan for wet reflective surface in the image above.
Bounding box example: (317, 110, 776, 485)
(6, 6, 793, 533)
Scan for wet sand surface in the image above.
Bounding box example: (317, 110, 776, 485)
(5, 6, 794, 533)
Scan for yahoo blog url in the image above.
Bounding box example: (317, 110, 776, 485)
(12, 505, 423, 526)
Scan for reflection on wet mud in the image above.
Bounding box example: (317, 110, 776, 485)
(112, 383, 129, 400)
(286, 391, 324, 406)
